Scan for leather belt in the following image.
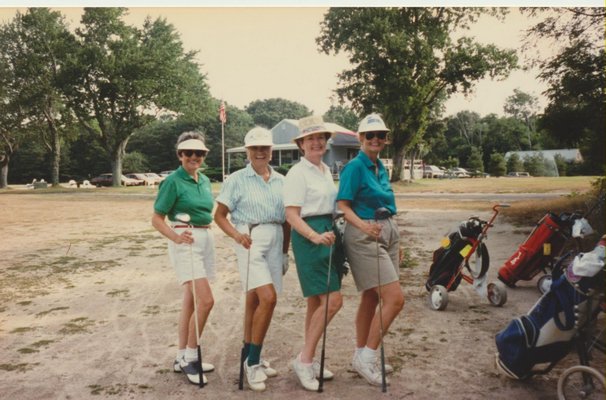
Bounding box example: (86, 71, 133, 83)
(173, 225, 210, 229)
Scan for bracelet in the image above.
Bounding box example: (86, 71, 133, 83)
(307, 231, 316, 240)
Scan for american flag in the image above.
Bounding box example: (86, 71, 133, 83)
(219, 101, 227, 124)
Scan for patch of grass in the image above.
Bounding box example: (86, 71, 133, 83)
(106, 289, 129, 297)
(0, 362, 39, 372)
(17, 347, 38, 354)
(59, 317, 95, 334)
(400, 247, 417, 269)
(88, 383, 151, 396)
(142, 305, 160, 316)
(30, 339, 55, 348)
(36, 306, 69, 317)
(17, 301, 33, 306)
(10, 326, 37, 334)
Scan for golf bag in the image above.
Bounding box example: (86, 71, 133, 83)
(425, 217, 485, 292)
(495, 237, 605, 380)
(498, 212, 579, 287)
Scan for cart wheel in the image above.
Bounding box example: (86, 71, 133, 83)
(429, 285, 448, 311)
(487, 281, 507, 306)
(557, 365, 605, 400)
(537, 274, 552, 295)
(467, 242, 490, 279)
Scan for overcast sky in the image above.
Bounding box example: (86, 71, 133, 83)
(0, 5, 598, 117)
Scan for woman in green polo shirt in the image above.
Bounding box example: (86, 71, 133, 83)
(336, 114, 405, 387)
(151, 131, 216, 386)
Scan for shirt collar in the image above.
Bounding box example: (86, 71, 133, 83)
(244, 162, 277, 181)
(357, 151, 385, 171)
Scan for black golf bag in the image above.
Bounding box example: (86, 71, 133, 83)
(425, 217, 485, 292)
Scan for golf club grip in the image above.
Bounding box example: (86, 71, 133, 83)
(197, 346, 204, 388)
(238, 345, 245, 390)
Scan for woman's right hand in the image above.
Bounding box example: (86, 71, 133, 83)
(362, 222, 382, 239)
(174, 229, 194, 245)
(234, 232, 252, 249)
(310, 231, 336, 246)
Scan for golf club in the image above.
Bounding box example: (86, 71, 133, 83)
(239, 223, 258, 390)
(374, 207, 390, 393)
(318, 211, 344, 392)
(175, 213, 204, 388)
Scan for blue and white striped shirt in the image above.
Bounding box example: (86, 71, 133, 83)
(216, 163, 286, 225)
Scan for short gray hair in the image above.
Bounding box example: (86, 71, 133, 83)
(176, 131, 206, 155)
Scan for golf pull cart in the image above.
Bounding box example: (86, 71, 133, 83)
(425, 204, 509, 311)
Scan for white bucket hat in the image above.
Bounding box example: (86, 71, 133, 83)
(294, 115, 334, 142)
(358, 113, 390, 133)
(244, 127, 273, 147)
(177, 138, 209, 151)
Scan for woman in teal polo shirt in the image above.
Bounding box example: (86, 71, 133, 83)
(336, 114, 405, 387)
(151, 131, 216, 386)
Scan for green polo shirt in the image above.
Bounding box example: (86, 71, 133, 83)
(336, 151, 396, 219)
(154, 166, 214, 226)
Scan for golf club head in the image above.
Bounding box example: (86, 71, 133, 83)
(374, 207, 391, 221)
(333, 210, 345, 220)
(175, 213, 191, 224)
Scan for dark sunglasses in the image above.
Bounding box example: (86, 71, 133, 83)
(364, 131, 387, 140)
(180, 149, 207, 157)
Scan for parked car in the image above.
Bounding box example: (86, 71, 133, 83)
(144, 172, 163, 185)
(90, 173, 141, 187)
(423, 165, 444, 179)
(507, 171, 531, 177)
(124, 173, 149, 186)
(446, 167, 471, 178)
(159, 170, 175, 179)
(470, 170, 490, 178)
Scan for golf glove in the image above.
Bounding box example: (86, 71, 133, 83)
(282, 253, 289, 275)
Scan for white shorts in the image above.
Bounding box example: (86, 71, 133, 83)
(168, 226, 216, 285)
(234, 223, 283, 293)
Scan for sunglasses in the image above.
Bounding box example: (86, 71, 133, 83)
(180, 149, 207, 158)
(364, 131, 387, 140)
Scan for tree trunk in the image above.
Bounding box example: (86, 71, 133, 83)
(51, 131, 60, 187)
(391, 147, 405, 182)
(0, 157, 8, 188)
(111, 139, 128, 186)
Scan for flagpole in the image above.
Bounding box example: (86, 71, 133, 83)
(221, 120, 225, 181)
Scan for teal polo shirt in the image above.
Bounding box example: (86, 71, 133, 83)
(154, 166, 214, 226)
(336, 151, 396, 219)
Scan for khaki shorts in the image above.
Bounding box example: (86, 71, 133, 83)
(168, 226, 216, 285)
(234, 223, 284, 293)
(343, 218, 400, 292)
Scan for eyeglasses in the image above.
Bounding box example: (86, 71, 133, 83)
(180, 149, 207, 158)
(364, 131, 387, 140)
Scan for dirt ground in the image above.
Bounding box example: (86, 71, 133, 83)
(0, 191, 602, 399)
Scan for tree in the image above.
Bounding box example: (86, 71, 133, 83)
(323, 105, 359, 130)
(506, 153, 523, 173)
(317, 8, 518, 181)
(60, 8, 212, 186)
(488, 152, 506, 177)
(467, 146, 484, 172)
(503, 88, 540, 149)
(245, 98, 311, 129)
(522, 7, 605, 174)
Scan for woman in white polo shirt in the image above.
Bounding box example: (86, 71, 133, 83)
(284, 115, 344, 392)
(214, 127, 290, 392)
(151, 131, 216, 386)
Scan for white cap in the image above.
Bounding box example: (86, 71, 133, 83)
(177, 139, 209, 151)
(244, 127, 273, 147)
(358, 113, 390, 133)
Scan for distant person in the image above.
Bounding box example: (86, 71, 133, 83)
(151, 131, 216, 386)
(284, 115, 345, 391)
(336, 113, 405, 387)
(214, 127, 290, 392)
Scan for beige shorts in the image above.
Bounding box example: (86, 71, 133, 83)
(168, 226, 216, 285)
(233, 223, 284, 293)
(343, 218, 400, 292)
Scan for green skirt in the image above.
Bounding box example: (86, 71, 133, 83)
(291, 215, 345, 298)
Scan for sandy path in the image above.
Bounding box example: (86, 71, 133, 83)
(0, 193, 602, 399)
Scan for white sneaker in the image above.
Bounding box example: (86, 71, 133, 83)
(260, 359, 278, 378)
(312, 359, 334, 380)
(352, 354, 389, 387)
(292, 356, 319, 391)
(244, 359, 267, 392)
(350, 351, 393, 374)
(174, 357, 215, 373)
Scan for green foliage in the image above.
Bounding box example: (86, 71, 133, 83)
(274, 163, 293, 175)
(506, 153, 523, 173)
(467, 146, 484, 172)
(122, 151, 149, 173)
(245, 98, 310, 129)
(488, 152, 506, 176)
(553, 154, 567, 176)
(322, 105, 359, 130)
(317, 8, 517, 181)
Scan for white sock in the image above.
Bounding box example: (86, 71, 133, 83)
(184, 347, 198, 362)
(354, 347, 363, 359)
(176, 348, 186, 360)
(360, 346, 377, 362)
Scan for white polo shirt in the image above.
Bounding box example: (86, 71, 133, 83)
(283, 157, 337, 218)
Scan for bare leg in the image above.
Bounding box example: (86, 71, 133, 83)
(300, 291, 343, 363)
(365, 282, 404, 350)
(186, 278, 215, 348)
(355, 289, 378, 348)
(250, 284, 277, 345)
